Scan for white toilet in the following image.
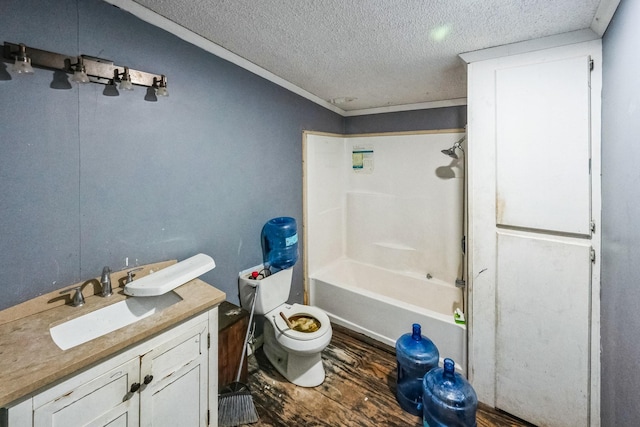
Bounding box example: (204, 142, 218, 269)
(239, 265, 332, 387)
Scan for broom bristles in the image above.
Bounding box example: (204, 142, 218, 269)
(218, 383, 259, 427)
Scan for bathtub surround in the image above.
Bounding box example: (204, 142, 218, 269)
(304, 131, 466, 369)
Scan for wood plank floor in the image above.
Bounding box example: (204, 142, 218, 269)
(241, 325, 533, 427)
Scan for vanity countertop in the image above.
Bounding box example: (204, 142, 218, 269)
(0, 260, 226, 408)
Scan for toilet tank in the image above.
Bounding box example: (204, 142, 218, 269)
(239, 265, 293, 314)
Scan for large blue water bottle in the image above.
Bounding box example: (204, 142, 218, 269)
(261, 217, 298, 270)
(422, 358, 478, 427)
(395, 323, 439, 416)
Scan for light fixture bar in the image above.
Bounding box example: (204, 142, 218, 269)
(2, 42, 166, 88)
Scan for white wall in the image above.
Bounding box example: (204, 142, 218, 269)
(305, 131, 465, 284)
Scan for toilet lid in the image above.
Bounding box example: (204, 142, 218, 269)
(273, 304, 331, 341)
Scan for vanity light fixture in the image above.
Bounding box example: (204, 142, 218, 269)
(11, 43, 34, 74)
(2, 41, 168, 100)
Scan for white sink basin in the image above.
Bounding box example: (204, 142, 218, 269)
(50, 292, 182, 350)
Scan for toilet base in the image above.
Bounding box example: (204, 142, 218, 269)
(263, 322, 327, 387)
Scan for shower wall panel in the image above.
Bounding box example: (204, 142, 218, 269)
(305, 131, 464, 285)
(304, 134, 347, 274)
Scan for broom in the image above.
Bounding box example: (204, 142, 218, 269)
(219, 281, 260, 427)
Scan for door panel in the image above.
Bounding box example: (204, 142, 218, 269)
(496, 232, 591, 426)
(496, 55, 591, 235)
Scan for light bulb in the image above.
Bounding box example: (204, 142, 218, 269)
(155, 75, 168, 97)
(119, 79, 133, 91)
(71, 58, 90, 84)
(12, 59, 34, 74)
(119, 67, 134, 91)
(71, 68, 90, 84)
(12, 44, 34, 75)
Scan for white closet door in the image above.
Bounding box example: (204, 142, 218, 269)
(467, 39, 601, 427)
(496, 55, 591, 235)
(496, 232, 591, 426)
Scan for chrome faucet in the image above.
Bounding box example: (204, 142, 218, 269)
(100, 266, 113, 297)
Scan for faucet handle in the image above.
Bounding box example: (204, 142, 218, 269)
(61, 286, 85, 307)
(125, 267, 143, 284)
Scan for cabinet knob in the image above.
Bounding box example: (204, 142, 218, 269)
(123, 382, 140, 402)
(144, 374, 154, 385)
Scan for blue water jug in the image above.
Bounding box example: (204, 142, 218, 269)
(261, 217, 298, 270)
(422, 358, 478, 427)
(395, 323, 439, 416)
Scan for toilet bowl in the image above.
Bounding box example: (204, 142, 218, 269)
(239, 265, 332, 387)
(263, 303, 332, 387)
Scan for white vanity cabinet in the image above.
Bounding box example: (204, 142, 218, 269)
(2, 309, 218, 427)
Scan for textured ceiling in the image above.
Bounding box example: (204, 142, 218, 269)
(128, 0, 606, 112)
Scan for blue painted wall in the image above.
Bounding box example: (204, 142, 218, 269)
(601, 0, 640, 425)
(0, 0, 344, 310)
(344, 106, 466, 134)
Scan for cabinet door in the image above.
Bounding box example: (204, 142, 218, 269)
(496, 232, 591, 426)
(33, 358, 139, 427)
(495, 55, 592, 235)
(139, 322, 208, 427)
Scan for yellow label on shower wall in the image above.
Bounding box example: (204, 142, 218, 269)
(353, 145, 374, 174)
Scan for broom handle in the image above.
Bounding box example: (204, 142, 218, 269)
(236, 283, 258, 383)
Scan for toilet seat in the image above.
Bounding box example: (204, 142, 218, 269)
(271, 303, 331, 341)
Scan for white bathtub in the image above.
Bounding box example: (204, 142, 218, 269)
(309, 259, 466, 372)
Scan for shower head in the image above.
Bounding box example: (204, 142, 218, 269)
(441, 136, 466, 159)
(441, 147, 459, 159)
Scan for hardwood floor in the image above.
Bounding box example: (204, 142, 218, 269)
(241, 325, 533, 427)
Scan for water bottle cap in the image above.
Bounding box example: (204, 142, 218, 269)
(412, 323, 422, 340)
(444, 358, 455, 374)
